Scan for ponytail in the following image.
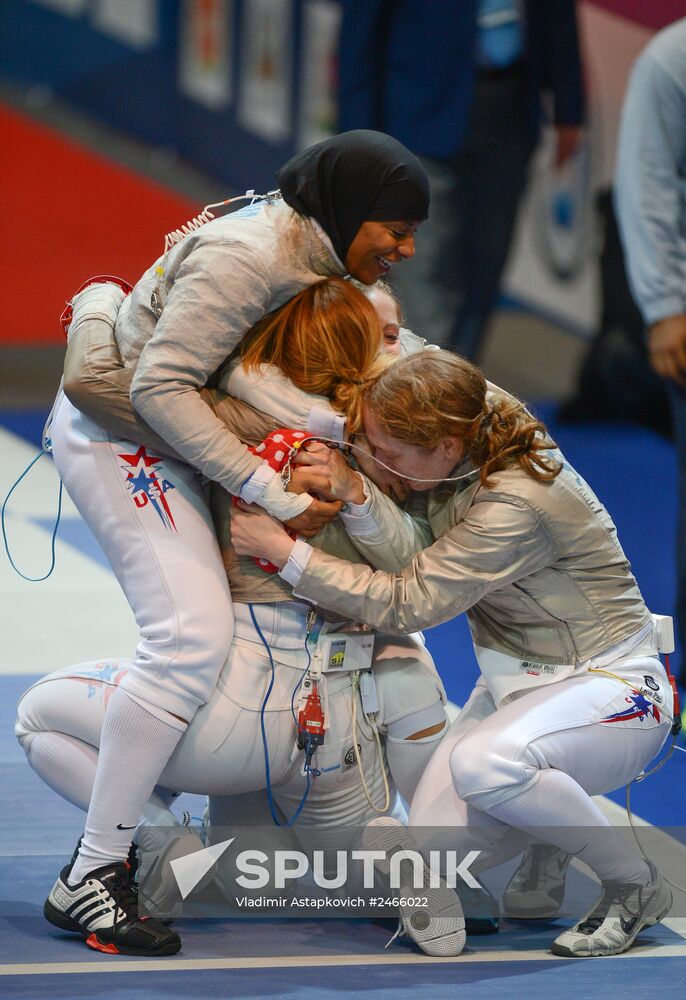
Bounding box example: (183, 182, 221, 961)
(329, 354, 393, 433)
(240, 276, 385, 429)
(466, 396, 562, 487)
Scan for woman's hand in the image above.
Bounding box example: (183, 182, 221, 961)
(293, 442, 366, 503)
(231, 505, 295, 567)
(287, 466, 335, 497)
(284, 497, 343, 538)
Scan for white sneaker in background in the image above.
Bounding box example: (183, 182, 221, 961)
(363, 816, 466, 957)
(502, 843, 572, 919)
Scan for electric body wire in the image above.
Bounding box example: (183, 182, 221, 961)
(249, 602, 311, 828)
(625, 742, 686, 894)
(296, 434, 482, 485)
(350, 672, 391, 813)
(589, 666, 686, 893)
(2, 450, 63, 582)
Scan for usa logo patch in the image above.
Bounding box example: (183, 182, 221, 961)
(119, 445, 177, 531)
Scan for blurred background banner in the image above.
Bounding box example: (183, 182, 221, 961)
(237, 0, 294, 141)
(0, 0, 682, 348)
(178, 0, 234, 111)
(298, 0, 340, 149)
(503, 0, 685, 335)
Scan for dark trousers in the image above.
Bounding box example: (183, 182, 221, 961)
(668, 383, 686, 685)
(392, 65, 535, 360)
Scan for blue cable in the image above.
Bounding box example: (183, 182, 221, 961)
(249, 603, 312, 828)
(2, 450, 63, 582)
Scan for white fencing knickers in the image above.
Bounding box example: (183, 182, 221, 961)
(49, 392, 234, 719)
(16, 601, 448, 834)
(409, 658, 672, 880)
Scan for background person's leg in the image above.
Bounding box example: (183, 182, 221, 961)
(391, 69, 534, 360)
(448, 68, 535, 360)
(391, 156, 465, 347)
(668, 382, 686, 687)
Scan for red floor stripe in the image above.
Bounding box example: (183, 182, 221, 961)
(0, 104, 202, 345)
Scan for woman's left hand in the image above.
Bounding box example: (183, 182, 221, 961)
(231, 504, 295, 568)
(294, 442, 365, 503)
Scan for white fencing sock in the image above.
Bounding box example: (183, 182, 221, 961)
(21, 729, 184, 857)
(485, 769, 650, 885)
(68, 687, 186, 885)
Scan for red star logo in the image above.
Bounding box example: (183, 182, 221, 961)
(118, 445, 162, 469)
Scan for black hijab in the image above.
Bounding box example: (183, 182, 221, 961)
(277, 130, 430, 262)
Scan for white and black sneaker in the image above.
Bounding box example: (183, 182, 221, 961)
(44, 861, 181, 955)
(551, 861, 672, 957)
(502, 844, 572, 919)
(363, 817, 466, 957)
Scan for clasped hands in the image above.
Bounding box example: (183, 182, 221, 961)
(232, 441, 365, 561)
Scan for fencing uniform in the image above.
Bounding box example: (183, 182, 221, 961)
(48, 202, 345, 717)
(16, 602, 446, 829)
(24, 325, 449, 847)
(278, 435, 674, 887)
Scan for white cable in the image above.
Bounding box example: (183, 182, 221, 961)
(164, 208, 216, 252)
(296, 435, 482, 486)
(625, 746, 686, 894)
(350, 673, 391, 814)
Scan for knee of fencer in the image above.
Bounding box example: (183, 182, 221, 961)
(385, 698, 448, 742)
(15, 727, 34, 758)
(15, 723, 47, 771)
(14, 693, 38, 751)
(448, 729, 531, 809)
(374, 660, 447, 742)
(18, 730, 51, 774)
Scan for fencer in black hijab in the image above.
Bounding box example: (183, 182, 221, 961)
(277, 130, 429, 271)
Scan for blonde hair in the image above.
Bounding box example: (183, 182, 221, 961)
(350, 277, 403, 323)
(241, 277, 389, 432)
(365, 351, 562, 487)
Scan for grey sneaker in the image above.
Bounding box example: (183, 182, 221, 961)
(551, 861, 672, 957)
(502, 844, 572, 919)
(363, 817, 466, 957)
(136, 824, 213, 920)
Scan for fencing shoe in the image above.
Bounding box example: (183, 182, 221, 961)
(363, 816, 466, 957)
(460, 882, 500, 934)
(44, 861, 181, 955)
(135, 823, 213, 921)
(502, 844, 572, 919)
(551, 861, 672, 957)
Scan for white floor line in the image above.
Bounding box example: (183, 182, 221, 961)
(2, 942, 686, 977)
(1, 428, 139, 675)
